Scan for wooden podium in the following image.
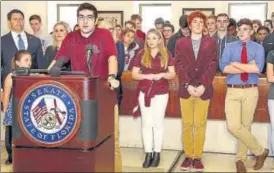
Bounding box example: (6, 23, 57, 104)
(12, 75, 116, 172)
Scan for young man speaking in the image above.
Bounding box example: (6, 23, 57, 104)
(49, 3, 122, 172)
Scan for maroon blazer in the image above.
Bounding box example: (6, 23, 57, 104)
(175, 35, 218, 100)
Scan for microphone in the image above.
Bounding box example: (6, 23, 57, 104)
(13, 67, 48, 76)
(14, 67, 85, 77)
(53, 56, 67, 68)
(49, 67, 85, 77)
(86, 44, 93, 76)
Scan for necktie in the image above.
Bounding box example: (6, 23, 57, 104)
(18, 34, 25, 50)
(241, 42, 248, 82)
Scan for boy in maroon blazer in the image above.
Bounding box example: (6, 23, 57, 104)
(175, 11, 218, 172)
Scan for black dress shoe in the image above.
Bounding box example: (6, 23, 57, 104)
(151, 152, 160, 167)
(5, 158, 12, 165)
(143, 152, 153, 168)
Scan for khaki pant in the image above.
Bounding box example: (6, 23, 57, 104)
(114, 104, 122, 172)
(180, 97, 210, 159)
(225, 87, 264, 161)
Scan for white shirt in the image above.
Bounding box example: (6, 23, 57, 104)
(34, 30, 52, 51)
(11, 31, 28, 50)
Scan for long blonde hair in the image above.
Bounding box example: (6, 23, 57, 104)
(52, 21, 70, 49)
(142, 28, 168, 69)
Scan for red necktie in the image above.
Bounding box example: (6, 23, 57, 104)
(241, 42, 248, 82)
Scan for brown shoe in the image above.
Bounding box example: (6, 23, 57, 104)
(253, 148, 269, 170)
(236, 160, 247, 173)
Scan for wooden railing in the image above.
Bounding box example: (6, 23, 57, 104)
(119, 71, 270, 123)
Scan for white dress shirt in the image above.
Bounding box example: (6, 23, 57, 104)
(11, 31, 28, 50)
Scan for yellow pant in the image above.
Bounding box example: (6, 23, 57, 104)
(225, 88, 263, 161)
(180, 97, 209, 159)
(114, 104, 122, 172)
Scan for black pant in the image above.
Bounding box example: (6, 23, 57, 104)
(116, 76, 123, 108)
(5, 125, 12, 159)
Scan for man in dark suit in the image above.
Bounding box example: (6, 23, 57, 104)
(175, 11, 218, 172)
(167, 15, 190, 57)
(1, 9, 43, 88)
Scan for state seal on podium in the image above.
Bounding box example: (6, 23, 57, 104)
(18, 81, 82, 147)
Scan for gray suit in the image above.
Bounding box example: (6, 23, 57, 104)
(211, 33, 238, 72)
(1, 32, 43, 87)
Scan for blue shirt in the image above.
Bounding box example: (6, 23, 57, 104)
(219, 40, 265, 85)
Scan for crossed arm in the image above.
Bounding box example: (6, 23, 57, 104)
(221, 44, 264, 74)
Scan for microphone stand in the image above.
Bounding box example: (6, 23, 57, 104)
(87, 57, 93, 76)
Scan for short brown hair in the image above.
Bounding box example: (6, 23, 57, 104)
(216, 13, 229, 20)
(163, 23, 175, 33)
(123, 28, 136, 36)
(29, 14, 41, 23)
(252, 19, 262, 26)
(207, 15, 217, 21)
(238, 18, 253, 29)
(125, 20, 136, 29)
(131, 14, 142, 22)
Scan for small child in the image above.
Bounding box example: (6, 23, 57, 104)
(2, 50, 32, 165)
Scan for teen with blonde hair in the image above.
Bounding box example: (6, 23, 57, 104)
(132, 28, 176, 168)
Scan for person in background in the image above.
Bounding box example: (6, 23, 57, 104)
(202, 27, 209, 36)
(115, 24, 123, 41)
(227, 18, 238, 37)
(256, 26, 270, 45)
(105, 22, 125, 107)
(207, 15, 217, 37)
(131, 14, 146, 41)
(163, 23, 175, 46)
(264, 19, 273, 33)
(2, 50, 32, 165)
(252, 19, 262, 33)
(154, 17, 165, 32)
(1, 9, 43, 90)
(132, 28, 176, 168)
(125, 20, 144, 49)
(220, 18, 268, 173)
(73, 24, 80, 31)
(252, 19, 263, 41)
(123, 28, 140, 71)
(212, 13, 237, 72)
(175, 11, 218, 172)
(167, 14, 190, 56)
(266, 50, 274, 170)
(43, 21, 70, 70)
(29, 14, 50, 52)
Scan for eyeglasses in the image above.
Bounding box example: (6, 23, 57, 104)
(78, 15, 95, 21)
(12, 18, 24, 22)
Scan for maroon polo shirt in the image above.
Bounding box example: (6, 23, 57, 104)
(54, 28, 117, 79)
(136, 30, 146, 42)
(133, 50, 175, 94)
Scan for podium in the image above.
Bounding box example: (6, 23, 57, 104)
(12, 75, 116, 172)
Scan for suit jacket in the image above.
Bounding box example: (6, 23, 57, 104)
(175, 35, 218, 100)
(43, 46, 71, 71)
(167, 29, 185, 57)
(116, 41, 125, 78)
(1, 31, 43, 87)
